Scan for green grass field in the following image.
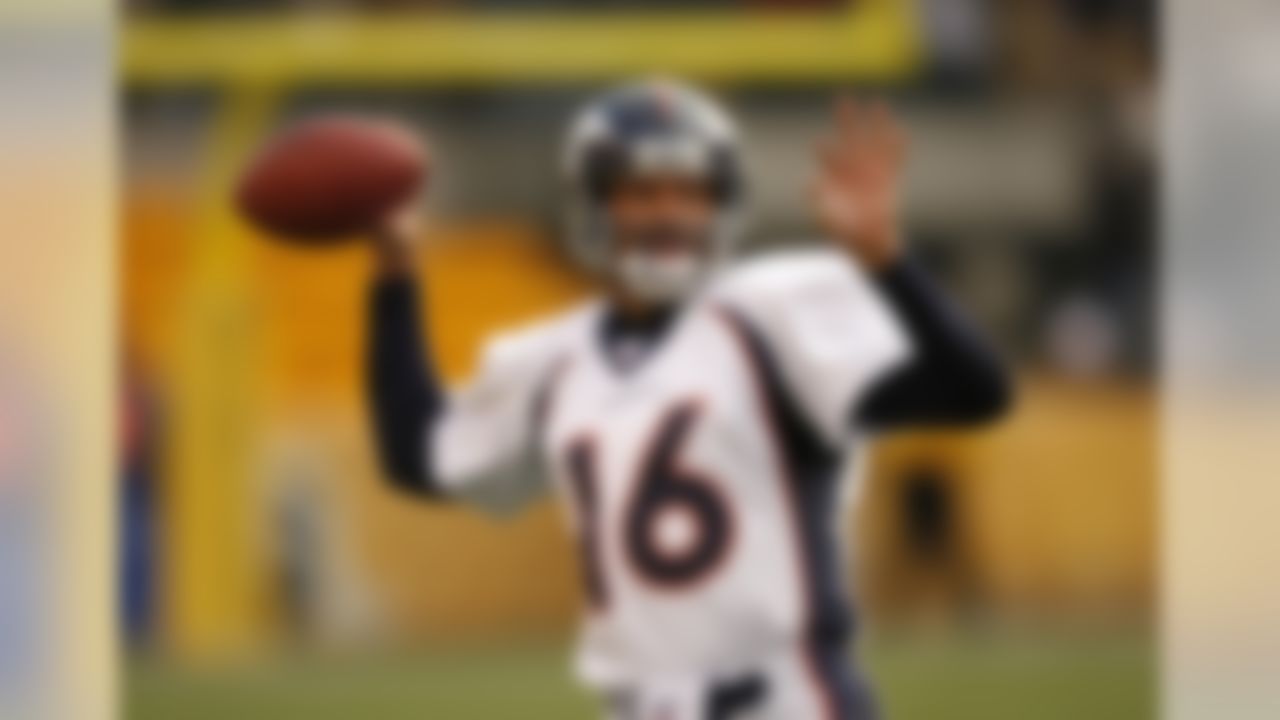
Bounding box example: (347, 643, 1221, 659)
(127, 629, 1153, 719)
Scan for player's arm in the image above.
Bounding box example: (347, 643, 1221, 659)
(814, 98, 1012, 430)
(365, 205, 552, 513)
(856, 260, 1011, 428)
(366, 206, 449, 497)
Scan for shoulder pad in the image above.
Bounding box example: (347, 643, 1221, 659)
(709, 247, 871, 314)
(477, 301, 595, 378)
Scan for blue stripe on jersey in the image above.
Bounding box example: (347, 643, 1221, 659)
(715, 305, 880, 720)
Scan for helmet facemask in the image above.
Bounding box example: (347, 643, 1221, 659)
(563, 80, 746, 306)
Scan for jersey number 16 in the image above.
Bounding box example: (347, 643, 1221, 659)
(565, 400, 734, 610)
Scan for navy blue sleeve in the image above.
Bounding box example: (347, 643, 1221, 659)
(366, 277, 447, 497)
(855, 259, 1014, 431)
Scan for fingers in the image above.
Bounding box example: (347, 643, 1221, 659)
(867, 99, 907, 167)
(826, 95, 906, 168)
(817, 135, 850, 180)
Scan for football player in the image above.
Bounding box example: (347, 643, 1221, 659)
(367, 80, 1010, 720)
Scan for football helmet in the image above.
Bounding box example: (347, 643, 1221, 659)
(562, 79, 746, 302)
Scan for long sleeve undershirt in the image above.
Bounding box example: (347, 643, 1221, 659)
(367, 278, 445, 496)
(854, 260, 1012, 430)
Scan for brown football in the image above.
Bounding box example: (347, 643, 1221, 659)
(236, 115, 427, 243)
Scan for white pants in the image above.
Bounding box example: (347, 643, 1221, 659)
(600, 647, 846, 720)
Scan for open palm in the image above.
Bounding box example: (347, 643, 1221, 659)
(813, 97, 907, 270)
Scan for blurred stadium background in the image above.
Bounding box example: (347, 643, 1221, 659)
(120, 0, 1156, 717)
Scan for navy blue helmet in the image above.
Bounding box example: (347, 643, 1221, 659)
(562, 79, 747, 275)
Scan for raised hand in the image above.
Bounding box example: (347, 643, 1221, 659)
(812, 96, 908, 271)
(371, 199, 425, 277)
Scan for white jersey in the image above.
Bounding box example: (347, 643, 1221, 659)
(431, 249, 910, 718)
